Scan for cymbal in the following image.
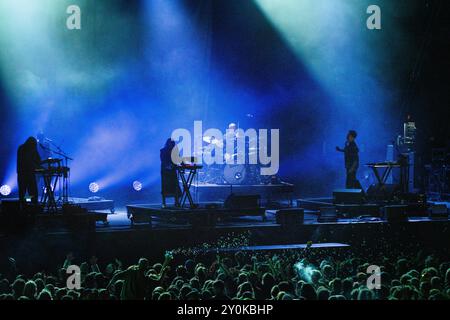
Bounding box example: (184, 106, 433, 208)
(203, 136, 224, 146)
(203, 136, 212, 143)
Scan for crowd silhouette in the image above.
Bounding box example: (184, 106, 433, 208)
(1, 246, 449, 300)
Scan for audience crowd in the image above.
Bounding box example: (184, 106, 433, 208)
(1, 247, 449, 300)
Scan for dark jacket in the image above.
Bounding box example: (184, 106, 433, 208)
(344, 141, 359, 171)
(17, 143, 41, 174)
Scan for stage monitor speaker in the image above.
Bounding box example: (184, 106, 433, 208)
(429, 204, 448, 219)
(275, 208, 304, 226)
(318, 207, 338, 223)
(224, 194, 260, 210)
(333, 189, 364, 204)
(384, 205, 408, 223)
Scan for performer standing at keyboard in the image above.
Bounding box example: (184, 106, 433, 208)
(160, 138, 181, 207)
(17, 137, 41, 204)
(336, 130, 363, 189)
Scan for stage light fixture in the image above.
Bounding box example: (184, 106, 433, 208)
(89, 182, 100, 193)
(133, 181, 143, 191)
(0, 185, 11, 196)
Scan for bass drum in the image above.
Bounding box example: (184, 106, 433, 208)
(223, 165, 247, 185)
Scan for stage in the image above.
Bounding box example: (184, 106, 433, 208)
(192, 182, 295, 205)
(2, 196, 449, 233)
(0, 0, 449, 303)
(1, 197, 449, 273)
(103, 203, 449, 230)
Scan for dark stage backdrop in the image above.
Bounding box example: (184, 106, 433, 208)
(0, 0, 448, 204)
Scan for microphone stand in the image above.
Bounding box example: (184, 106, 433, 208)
(45, 140, 74, 205)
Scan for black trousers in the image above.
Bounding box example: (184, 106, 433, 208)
(346, 168, 362, 190)
(18, 172, 38, 203)
(161, 169, 180, 206)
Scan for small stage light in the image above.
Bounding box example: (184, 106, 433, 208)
(133, 181, 143, 191)
(89, 182, 100, 193)
(0, 185, 11, 196)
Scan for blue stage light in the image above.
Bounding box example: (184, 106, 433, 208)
(133, 181, 143, 192)
(0, 185, 11, 196)
(89, 182, 100, 193)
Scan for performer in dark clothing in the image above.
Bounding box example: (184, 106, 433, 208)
(336, 130, 362, 189)
(160, 139, 181, 207)
(17, 137, 41, 204)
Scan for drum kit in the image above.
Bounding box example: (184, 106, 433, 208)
(198, 134, 270, 185)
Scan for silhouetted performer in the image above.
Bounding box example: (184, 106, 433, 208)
(160, 139, 180, 207)
(17, 137, 41, 204)
(336, 130, 362, 189)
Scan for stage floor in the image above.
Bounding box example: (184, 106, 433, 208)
(2, 197, 448, 233)
(96, 205, 448, 231)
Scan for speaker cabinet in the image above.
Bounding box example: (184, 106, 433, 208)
(333, 189, 364, 204)
(384, 205, 408, 223)
(318, 207, 338, 223)
(275, 208, 304, 226)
